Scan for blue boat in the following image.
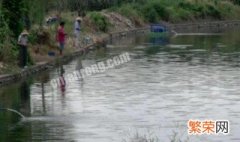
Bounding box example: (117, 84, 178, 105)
(146, 24, 170, 46)
(150, 24, 167, 33)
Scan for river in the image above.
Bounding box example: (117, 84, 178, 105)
(0, 30, 240, 142)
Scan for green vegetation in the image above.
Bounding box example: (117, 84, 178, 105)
(1, 0, 240, 72)
(1, 0, 25, 37)
(0, 11, 18, 63)
(123, 130, 187, 142)
(0, 80, 32, 141)
(88, 12, 111, 32)
(0, 0, 48, 68)
(111, 0, 240, 23)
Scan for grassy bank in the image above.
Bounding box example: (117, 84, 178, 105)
(1, 0, 240, 74)
(109, 0, 240, 23)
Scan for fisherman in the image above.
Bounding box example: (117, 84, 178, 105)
(18, 30, 29, 68)
(74, 17, 82, 48)
(57, 21, 67, 55)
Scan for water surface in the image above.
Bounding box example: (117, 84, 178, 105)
(0, 30, 240, 142)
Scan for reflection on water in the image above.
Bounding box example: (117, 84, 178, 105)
(0, 30, 240, 142)
(59, 65, 66, 95)
(0, 81, 31, 141)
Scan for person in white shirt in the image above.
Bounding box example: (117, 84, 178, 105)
(74, 17, 82, 48)
(18, 30, 29, 68)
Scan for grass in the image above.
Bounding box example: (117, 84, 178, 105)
(87, 11, 111, 32)
(0, 63, 21, 74)
(122, 130, 189, 142)
(112, 3, 144, 26)
(2, 0, 240, 73)
(109, 0, 240, 23)
(0, 10, 18, 63)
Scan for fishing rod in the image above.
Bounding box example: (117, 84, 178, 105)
(0, 108, 25, 119)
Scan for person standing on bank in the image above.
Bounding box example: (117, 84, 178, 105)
(18, 30, 29, 68)
(57, 21, 67, 55)
(74, 17, 82, 48)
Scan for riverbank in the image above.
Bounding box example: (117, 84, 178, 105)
(1, 19, 240, 87)
(2, 0, 240, 74)
(0, 9, 146, 84)
(0, 27, 149, 87)
(109, 0, 240, 23)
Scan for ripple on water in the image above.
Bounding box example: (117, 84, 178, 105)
(2, 33, 240, 142)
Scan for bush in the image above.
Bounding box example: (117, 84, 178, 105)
(0, 11, 18, 62)
(1, 0, 24, 38)
(206, 5, 221, 19)
(113, 3, 144, 26)
(28, 28, 51, 45)
(117, 4, 140, 19)
(152, 2, 170, 20)
(178, 1, 205, 18)
(110, 0, 240, 23)
(143, 0, 170, 21)
(145, 8, 158, 23)
(231, 0, 240, 5)
(88, 12, 110, 32)
(168, 7, 192, 22)
(217, 1, 237, 19)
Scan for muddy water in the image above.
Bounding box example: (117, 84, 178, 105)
(0, 30, 240, 142)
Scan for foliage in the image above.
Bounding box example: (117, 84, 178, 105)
(115, 3, 144, 26)
(231, 0, 240, 5)
(110, 0, 240, 23)
(1, 0, 24, 37)
(27, 0, 48, 26)
(0, 11, 18, 62)
(88, 12, 110, 32)
(1, 0, 240, 66)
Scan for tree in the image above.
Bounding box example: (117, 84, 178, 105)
(0, 10, 18, 62)
(2, 0, 24, 38)
(232, 0, 240, 5)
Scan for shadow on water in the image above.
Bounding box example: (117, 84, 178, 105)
(0, 70, 68, 141)
(0, 80, 32, 141)
(0, 81, 31, 119)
